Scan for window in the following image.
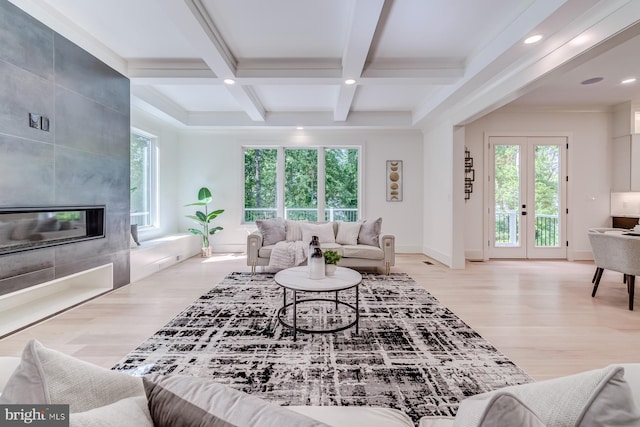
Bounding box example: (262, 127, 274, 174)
(244, 148, 277, 222)
(130, 131, 158, 228)
(243, 146, 360, 223)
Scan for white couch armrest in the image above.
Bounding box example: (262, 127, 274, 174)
(380, 234, 395, 273)
(247, 231, 263, 272)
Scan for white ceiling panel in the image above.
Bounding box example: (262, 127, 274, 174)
(253, 85, 339, 111)
(201, 0, 353, 59)
(153, 85, 243, 112)
(371, 0, 533, 59)
(352, 85, 437, 111)
(41, 0, 198, 58)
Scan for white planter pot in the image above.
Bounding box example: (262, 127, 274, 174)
(325, 264, 337, 276)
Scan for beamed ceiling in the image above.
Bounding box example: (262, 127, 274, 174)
(10, 0, 640, 129)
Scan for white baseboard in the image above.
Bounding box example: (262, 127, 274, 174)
(396, 245, 423, 253)
(464, 250, 484, 261)
(422, 246, 452, 268)
(569, 250, 594, 261)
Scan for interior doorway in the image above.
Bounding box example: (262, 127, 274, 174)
(487, 136, 567, 259)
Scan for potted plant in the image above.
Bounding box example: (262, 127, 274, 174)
(185, 187, 224, 257)
(323, 249, 342, 276)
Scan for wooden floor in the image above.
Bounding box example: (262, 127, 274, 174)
(1, 253, 639, 381)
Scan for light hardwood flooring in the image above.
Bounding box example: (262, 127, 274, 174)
(1, 253, 639, 381)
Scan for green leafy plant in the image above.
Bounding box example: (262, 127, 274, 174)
(185, 187, 224, 248)
(323, 249, 342, 265)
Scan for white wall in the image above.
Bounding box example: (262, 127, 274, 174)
(464, 109, 613, 260)
(422, 121, 466, 268)
(131, 108, 182, 241)
(176, 129, 424, 253)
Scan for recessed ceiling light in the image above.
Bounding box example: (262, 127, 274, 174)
(581, 77, 603, 85)
(344, 79, 356, 85)
(524, 34, 543, 44)
(296, 126, 304, 130)
(223, 78, 235, 85)
(622, 78, 637, 84)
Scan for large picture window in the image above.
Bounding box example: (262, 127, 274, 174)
(130, 131, 158, 228)
(243, 146, 360, 223)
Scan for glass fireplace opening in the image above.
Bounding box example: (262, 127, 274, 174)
(0, 206, 105, 256)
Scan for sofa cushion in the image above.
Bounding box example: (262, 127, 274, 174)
(301, 222, 336, 244)
(319, 243, 344, 256)
(342, 244, 384, 260)
(286, 220, 307, 241)
(144, 374, 330, 427)
(453, 365, 640, 427)
(358, 217, 382, 246)
(289, 406, 414, 427)
(336, 221, 363, 245)
(257, 217, 286, 246)
(0, 339, 145, 413)
(259, 244, 276, 258)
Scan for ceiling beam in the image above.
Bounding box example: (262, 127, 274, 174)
(162, 0, 266, 121)
(334, 0, 385, 121)
(128, 58, 464, 86)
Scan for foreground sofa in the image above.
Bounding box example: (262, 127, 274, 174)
(2, 340, 640, 426)
(247, 217, 395, 274)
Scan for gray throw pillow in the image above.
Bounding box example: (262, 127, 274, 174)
(144, 374, 330, 427)
(256, 217, 286, 246)
(358, 217, 382, 246)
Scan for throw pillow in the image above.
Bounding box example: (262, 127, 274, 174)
(144, 374, 330, 427)
(300, 222, 336, 245)
(0, 339, 146, 413)
(335, 221, 363, 245)
(285, 220, 307, 242)
(453, 365, 640, 427)
(70, 396, 153, 427)
(358, 217, 382, 246)
(256, 217, 286, 246)
(454, 392, 546, 427)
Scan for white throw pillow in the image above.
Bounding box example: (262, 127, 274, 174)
(0, 340, 145, 413)
(335, 221, 362, 246)
(300, 222, 336, 244)
(285, 220, 307, 242)
(454, 392, 546, 427)
(453, 365, 640, 427)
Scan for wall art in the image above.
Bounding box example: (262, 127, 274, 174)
(386, 160, 403, 202)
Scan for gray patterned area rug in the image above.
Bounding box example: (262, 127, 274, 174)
(113, 272, 531, 422)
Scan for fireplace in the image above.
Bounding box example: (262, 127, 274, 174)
(0, 206, 105, 256)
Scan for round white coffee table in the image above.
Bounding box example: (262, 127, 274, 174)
(274, 266, 362, 341)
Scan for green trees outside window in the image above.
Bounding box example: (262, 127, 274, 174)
(243, 147, 359, 223)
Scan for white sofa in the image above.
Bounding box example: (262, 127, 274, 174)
(2, 346, 640, 427)
(247, 219, 395, 274)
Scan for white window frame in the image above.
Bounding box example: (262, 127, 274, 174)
(130, 128, 159, 230)
(242, 145, 362, 223)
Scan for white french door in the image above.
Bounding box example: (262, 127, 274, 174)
(488, 136, 567, 259)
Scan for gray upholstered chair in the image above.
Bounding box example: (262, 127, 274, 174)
(588, 229, 640, 310)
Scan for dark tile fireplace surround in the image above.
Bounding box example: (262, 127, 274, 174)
(0, 0, 131, 298)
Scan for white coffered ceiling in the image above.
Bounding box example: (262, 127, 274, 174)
(11, 0, 640, 129)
